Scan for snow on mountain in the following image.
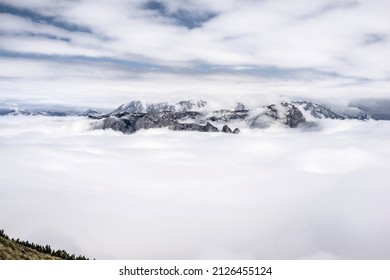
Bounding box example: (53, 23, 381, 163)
(292, 101, 345, 120)
(93, 100, 357, 134)
(175, 100, 207, 112)
(108, 100, 207, 116)
(80, 109, 102, 117)
(0, 100, 373, 126)
(109, 101, 145, 115)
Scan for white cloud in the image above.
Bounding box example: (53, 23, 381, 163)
(0, 0, 389, 109)
(1, 116, 390, 259)
(2, 55, 390, 111)
(1, 0, 390, 79)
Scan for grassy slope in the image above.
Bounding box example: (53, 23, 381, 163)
(0, 236, 61, 260)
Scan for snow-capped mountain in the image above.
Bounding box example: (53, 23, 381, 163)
(108, 100, 207, 116)
(0, 100, 373, 132)
(80, 109, 101, 117)
(91, 100, 348, 134)
(108, 101, 145, 115)
(293, 100, 371, 120)
(292, 101, 345, 119)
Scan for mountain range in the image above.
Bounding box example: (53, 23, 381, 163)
(0, 99, 374, 135)
(89, 100, 372, 134)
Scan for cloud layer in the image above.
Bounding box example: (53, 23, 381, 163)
(1, 117, 390, 259)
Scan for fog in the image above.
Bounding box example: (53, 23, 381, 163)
(1, 116, 390, 259)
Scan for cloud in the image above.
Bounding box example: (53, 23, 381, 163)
(2, 54, 389, 110)
(1, 117, 390, 259)
(143, 0, 217, 29)
(300, 0, 360, 19)
(349, 98, 390, 119)
(363, 33, 387, 45)
(0, 2, 92, 33)
(0, 0, 389, 106)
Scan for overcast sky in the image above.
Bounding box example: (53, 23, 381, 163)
(0, 0, 389, 108)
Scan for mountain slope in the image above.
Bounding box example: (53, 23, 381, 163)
(0, 229, 88, 260)
(0, 235, 61, 260)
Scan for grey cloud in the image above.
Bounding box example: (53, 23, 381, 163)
(143, 0, 217, 29)
(0, 2, 92, 33)
(300, 0, 360, 19)
(363, 33, 387, 45)
(0, 31, 71, 42)
(349, 98, 390, 120)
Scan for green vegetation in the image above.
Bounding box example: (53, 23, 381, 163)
(0, 229, 88, 260)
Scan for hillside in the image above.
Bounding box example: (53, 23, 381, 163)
(0, 230, 88, 260)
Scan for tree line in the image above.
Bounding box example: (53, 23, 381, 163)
(0, 229, 89, 260)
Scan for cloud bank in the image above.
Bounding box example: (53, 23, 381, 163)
(1, 117, 390, 259)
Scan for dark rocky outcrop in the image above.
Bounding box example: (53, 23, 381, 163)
(173, 122, 219, 132)
(222, 125, 232, 133)
(94, 111, 204, 134)
(98, 116, 128, 133)
(282, 102, 306, 128)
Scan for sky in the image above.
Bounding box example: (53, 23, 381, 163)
(0, 0, 390, 108)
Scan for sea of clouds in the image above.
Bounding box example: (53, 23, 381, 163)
(1, 116, 390, 259)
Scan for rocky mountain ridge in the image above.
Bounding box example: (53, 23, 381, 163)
(90, 99, 366, 134)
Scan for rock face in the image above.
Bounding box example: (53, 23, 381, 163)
(94, 111, 224, 134)
(248, 102, 306, 129)
(282, 102, 306, 128)
(222, 125, 232, 133)
(173, 122, 219, 132)
(91, 99, 358, 135)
